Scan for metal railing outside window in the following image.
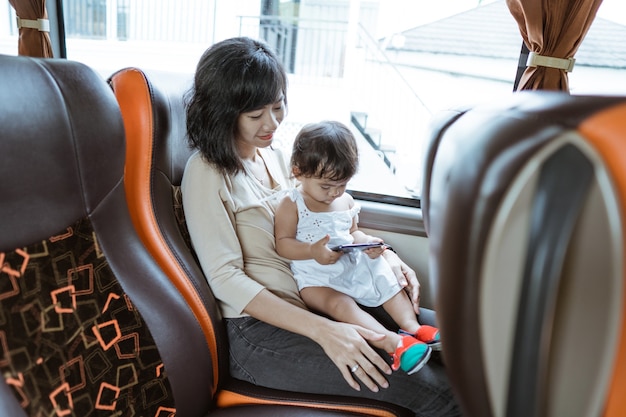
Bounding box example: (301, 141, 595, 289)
(239, 15, 347, 79)
(64, 0, 107, 39)
(3, 0, 428, 199)
(238, 14, 431, 197)
(62, 0, 215, 43)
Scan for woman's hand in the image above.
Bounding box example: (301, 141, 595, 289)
(315, 321, 392, 392)
(246, 290, 391, 392)
(383, 249, 421, 314)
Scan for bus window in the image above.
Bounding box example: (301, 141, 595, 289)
(2, 0, 625, 204)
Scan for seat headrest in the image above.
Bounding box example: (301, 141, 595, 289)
(425, 90, 626, 417)
(148, 71, 193, 185)
(0, 55, 125, 250)
(108, 67, 193, 187)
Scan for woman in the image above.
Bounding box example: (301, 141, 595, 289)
(181, 36, 460, 416)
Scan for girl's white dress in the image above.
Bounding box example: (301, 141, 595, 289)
(287, 188, 402, 307)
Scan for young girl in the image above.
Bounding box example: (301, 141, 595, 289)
(274, 120, 441, 375)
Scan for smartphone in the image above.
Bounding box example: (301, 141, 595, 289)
(330, 243, 385, 253)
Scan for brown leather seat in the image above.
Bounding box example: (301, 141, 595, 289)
(0, 54, 212, 416)
(0, 54, 399, 417)
(423, 91, 626, 417)
(107, 66, 413, 417)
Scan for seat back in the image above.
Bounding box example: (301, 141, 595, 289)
(108, 67, 227, 399)
(424, 91, 626, 417)
(108, 66, 414, 417)
(0, 55, 214, 416)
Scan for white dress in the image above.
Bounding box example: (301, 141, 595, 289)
(287, 189, 402, 307)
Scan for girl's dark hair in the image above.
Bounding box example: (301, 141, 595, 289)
(291, 121, 359, 181)
(185, 37, 288, 175)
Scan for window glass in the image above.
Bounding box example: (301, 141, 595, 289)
(1, 0, 625, 202)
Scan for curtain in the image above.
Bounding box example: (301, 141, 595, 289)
(9, 0, 53, 58)
(506, 0, 603, 91)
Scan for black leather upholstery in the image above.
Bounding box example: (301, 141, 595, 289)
(423, 91, 626, 417)
(0, 54, 216, 416)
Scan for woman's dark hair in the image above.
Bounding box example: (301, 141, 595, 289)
(185, 37, 288, 175)
(290, 121, 359, 181)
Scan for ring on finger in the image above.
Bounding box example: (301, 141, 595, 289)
(350, 364, 360, 373)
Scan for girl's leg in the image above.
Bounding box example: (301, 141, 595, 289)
(382, 291, 421, 335)
(301, 286, 400, 353)
(301, 287, 432, 374)
(383, 292, 442, 350)
(362, 305, 439, 331)
(226, 317, 461, 417)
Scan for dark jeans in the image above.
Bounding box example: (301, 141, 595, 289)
(226, 307, 461, 417)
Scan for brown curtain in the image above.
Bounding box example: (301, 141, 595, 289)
(9, 0, 53, 58)
(506, 0, 603, 91)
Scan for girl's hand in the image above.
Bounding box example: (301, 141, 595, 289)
(310, 234, 342, 265)
(315, 321, 392, 392)
(363, 238, 385, 259)
(383, 249, 421, 314)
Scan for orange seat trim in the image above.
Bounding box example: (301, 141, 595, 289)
(578, 102, 626, 417)
(216, 390, 398, 417)
(111, 68, 219, 394)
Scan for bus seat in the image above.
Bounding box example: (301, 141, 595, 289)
(107, 67, 226, 397)
(107, 66, 414, 417)
(0, 53, 394, 417)
(420, 106, 470, 238)
(423, 91, 626, 417)
(0, 54, 214, 417)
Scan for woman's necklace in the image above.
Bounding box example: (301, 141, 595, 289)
(250, 172, 264, 185)
(244, 157, 269, 186)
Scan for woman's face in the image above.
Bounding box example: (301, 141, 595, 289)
(235, 96, 286, 156)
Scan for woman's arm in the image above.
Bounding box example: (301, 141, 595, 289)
(382, 249, 421, 314)
(182, 154, 265, 314)
(183, 155, 389, 390)
(245, 288, 392, 392)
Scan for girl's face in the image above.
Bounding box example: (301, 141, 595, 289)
(298, 173, 349, 206)
(235, 96, 285, 156)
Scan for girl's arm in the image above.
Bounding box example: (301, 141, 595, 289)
(347, 196, 386, 258)
(274, 196, 341, 264)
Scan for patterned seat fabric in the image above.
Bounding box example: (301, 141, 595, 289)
(1, 220, 176, 416)
(0, 55, 214, 417)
